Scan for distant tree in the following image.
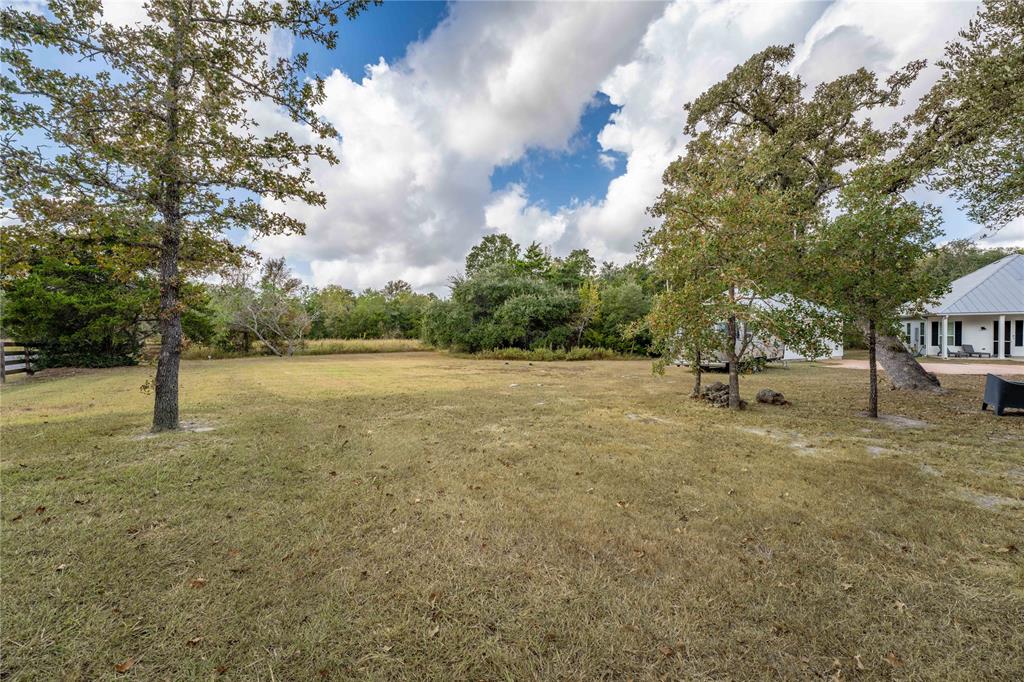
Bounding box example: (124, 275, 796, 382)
(465, 234, 520, 276)
(919, 239, 1023, 285)
(429, 236, 649, 355)
(570, 279, 600, 345)
(814, 167, 945, 418)
(547, 248, 596, 290)
(908, 0, 1024, 229)
(382, 280, 413, 301)
(217, 258, 312, 357)
(519, 242, 551, 276)
(1, 0, 375, 430)
(422, 262, 577, 352)
(585, 279, 652, 354)
(306, 285, 356, 338)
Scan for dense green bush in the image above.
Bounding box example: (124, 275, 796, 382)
(422, 263, 579, 352)
(1, 251, 150, 368)
(423, 236, 657, 356)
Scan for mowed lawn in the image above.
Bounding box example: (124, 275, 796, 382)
(2, 353, 1022, 680)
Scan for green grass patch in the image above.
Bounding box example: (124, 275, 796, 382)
(2, 353, 1022, 679)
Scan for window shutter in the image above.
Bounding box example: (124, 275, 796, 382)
(954, 321, 962, 346)
(1016, 320, 1023, 347)
(931, 321, 939, 346)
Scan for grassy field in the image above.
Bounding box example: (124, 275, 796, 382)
(2, 353, 1022, 680)
(179, 337, 428, 360)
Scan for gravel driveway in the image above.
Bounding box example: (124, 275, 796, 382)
(827, 359, 1024, 376)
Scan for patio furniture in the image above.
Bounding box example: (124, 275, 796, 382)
(981, 374, 1024, 416)
(960, 344, 991, 358)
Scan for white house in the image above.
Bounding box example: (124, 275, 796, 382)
(678, 293, 843, 368)
(901, 253, 1024, 359)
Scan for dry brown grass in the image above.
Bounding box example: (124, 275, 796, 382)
(2, 353, 1022, 680)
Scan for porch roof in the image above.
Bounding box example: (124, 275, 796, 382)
(925, 254, 1024, 315)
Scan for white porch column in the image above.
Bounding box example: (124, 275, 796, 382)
(942, 316, 949, 358)
(998, 314, 1006, 358)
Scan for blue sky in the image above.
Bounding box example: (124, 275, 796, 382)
(307, 2, 625, 224)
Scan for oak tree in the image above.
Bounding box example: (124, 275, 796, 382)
(1, 0, 375, 430)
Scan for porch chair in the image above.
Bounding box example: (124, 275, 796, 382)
(959, 344, 991, 358)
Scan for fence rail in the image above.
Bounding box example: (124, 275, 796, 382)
(1, 341, 38, 383)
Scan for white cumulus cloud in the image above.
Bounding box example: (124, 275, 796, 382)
(255, 0, 988, 292)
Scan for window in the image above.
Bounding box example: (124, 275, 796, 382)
(931, 321, 940, 347)
(947, 320, 962, 347)
(1016, 320, 1023, 347)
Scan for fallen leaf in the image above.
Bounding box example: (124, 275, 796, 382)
(186, 636, 203, 647)
(55, 563, 68, 572)
(996, 544, 1017, 554)
(189, 577, 207, 589)
(854, 655, 865, 671)
(884, 652, 904, 668)
(114, 658, 135, 673)
(658, 644, 675, 657)
(615, 500, 630, 508)
(11, 514, 23, 522)
(894, 600, 907, 612)
(35, 506, 46, 515)
(840, 582, 853, 591)
(428, 625, 440, 638)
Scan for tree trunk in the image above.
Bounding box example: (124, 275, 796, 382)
(691, 349, 703, 398)
(867, 319, 878, 418)
(153, 232, 182, 431)
(152, 8, 185, 432)
(857, 318, 941, 392)
(726, 313, 741, 409)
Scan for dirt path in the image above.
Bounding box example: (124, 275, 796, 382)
(828, 359, 1024, 376)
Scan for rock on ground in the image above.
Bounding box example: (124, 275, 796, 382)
(699, 381, 746, 408)
(756, 388, 789, 406)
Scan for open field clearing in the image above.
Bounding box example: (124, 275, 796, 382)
(2, 353, 1022, 680)
(178, 337, 429, 361)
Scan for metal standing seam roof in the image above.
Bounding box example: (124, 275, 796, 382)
(927, 253, 1024, 315)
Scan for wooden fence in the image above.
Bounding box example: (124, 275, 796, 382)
(1, 341, 37, 383)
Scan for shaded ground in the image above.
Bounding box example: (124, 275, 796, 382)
(2, 353, 1022, 680)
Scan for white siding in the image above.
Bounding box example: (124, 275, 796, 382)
(902, 315, 1024, 358)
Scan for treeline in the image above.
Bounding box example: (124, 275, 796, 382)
(3, 230, 1017, 368)
(0, 249, 432, 366)
(422, 235, 655, 355)
(0, 232, 659, 367)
